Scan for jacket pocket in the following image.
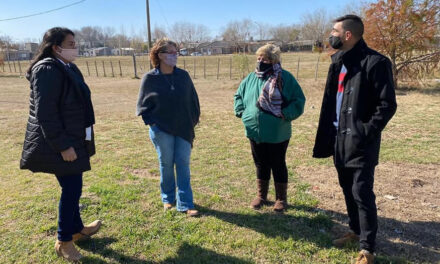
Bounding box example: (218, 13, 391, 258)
(260, 112, 289, 139)
(241, 108, 258, 139)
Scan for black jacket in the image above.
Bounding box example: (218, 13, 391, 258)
(20, 58, 95, 174)
(313, 39, 397, 168)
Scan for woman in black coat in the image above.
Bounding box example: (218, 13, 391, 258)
(20, 27, 101, 262)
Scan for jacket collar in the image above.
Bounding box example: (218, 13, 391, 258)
(331, 38, 368, 67)
(26, 57, 60, 80)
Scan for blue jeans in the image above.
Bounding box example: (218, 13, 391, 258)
(55, 173, 84, 241)
(149, 125, 194, 211)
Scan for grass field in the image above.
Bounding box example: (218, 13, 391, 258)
(0, 69, 439, 263)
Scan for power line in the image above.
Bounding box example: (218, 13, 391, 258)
(0, 0, 86, 22)
(153, 0, 170, 30)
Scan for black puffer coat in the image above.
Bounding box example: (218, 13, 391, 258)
(20, 58, 95, 174)
(313, 39, 397, 168)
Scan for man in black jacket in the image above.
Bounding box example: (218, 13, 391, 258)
(313, 15, 397, 264)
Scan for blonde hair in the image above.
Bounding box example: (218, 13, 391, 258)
(149, 38, 178, 68)
(256, 44, 281, 64)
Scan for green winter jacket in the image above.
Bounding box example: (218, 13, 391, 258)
(234, 70, 305, 143)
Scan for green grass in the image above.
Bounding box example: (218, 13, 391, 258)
(0, 74, 438, 263)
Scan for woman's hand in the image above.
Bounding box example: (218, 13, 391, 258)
(61, 147, 77, 162)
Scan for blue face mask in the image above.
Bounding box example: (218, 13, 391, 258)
(163, 54, 177, 67)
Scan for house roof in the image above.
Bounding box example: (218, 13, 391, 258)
(197, 41, 235, 49)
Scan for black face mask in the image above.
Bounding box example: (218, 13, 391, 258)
(329, 35, 343, 49)
(256, 61, 272, 72)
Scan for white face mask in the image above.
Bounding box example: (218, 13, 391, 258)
(57, 47, 78, 62)
(163, 54, 177, 67)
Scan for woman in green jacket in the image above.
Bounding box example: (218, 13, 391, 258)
(234, 44, 305, 212)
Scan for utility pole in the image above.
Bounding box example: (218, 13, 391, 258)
(6, 41, 10, 61)
(146, 0, 152, 69)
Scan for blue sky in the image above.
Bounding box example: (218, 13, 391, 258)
(0, 0, 370, 42)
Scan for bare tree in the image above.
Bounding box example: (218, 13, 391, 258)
(221, 21, 241, 42)
(270, 24, 301, 43)
(194, 24, 211, 43)
(109, 34, 130, 49)
(152, 26, 167, 41)
(221, 19, 256, 52)
(79, 26, 103, 48)
(221, 19, 255, 42)
(339, 0, 368, 17)
(241, 19, 254, 42)
(169, 21, 211, 45)
(253, 21, 272, 40)
(103, 27, 116, 41)
(300, 8, 332, 42)
(168, 22, 189, 45)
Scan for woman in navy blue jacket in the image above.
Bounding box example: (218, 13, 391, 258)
(20, 27, 101, 262)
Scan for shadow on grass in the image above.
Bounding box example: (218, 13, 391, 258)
(198, 204, 333, 249)
(78, 237, 252, 264)
(159, 242, 253, 264)
(324, 209, 440, 263)
(76, 206, 439, 263)
(77, 237, 146, 264)
(199, 203, 439, 263)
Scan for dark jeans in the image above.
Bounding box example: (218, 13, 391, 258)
(55, 173, 84, 241)
(249, 139, 289, 183)
(336, 166, 377, 253)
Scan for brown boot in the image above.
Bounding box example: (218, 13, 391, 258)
(185, 209, 200, 217)
(332, 231, 360, 248)
(55, 240, 82, 262)
(72, 220, 102, 242)
(355, 250, 375, 264)
(163, 203, 173, 211)
(273, 182, 288, 212)
(250, 179, 269, 210)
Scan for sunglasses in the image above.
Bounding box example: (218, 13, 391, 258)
(160, 51, 178, 55)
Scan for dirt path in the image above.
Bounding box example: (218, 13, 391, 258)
(297, 163, 440, 263)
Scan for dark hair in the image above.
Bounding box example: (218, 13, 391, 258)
(149, 38, 177, 68)
(334, 14, 364, 39)
(27, 27, 74, 75)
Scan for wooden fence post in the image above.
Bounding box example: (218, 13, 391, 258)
(110, 61, 115, 77)
(102, 61, 106, 77)
(183, 59, 186, 70)
(193, 59, 196, 79)
(13, 61, 16, 72)
(229, 57, 232, 80)
(118, 60, 122, 77)
(8, 61, 11, 72)
(296, 57, 300, 79)
(203, 59, 206, 79)
(18, 61, 22, 75)
(86, 61, 90, 76)
(94, 60, 99, 77)
(132, 54, 139, 78)
(217, 58, 220, 80)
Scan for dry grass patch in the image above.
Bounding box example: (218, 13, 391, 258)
(296, 163, 440, 263)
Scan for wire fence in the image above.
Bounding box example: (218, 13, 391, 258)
(0, 52, 332, 80)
